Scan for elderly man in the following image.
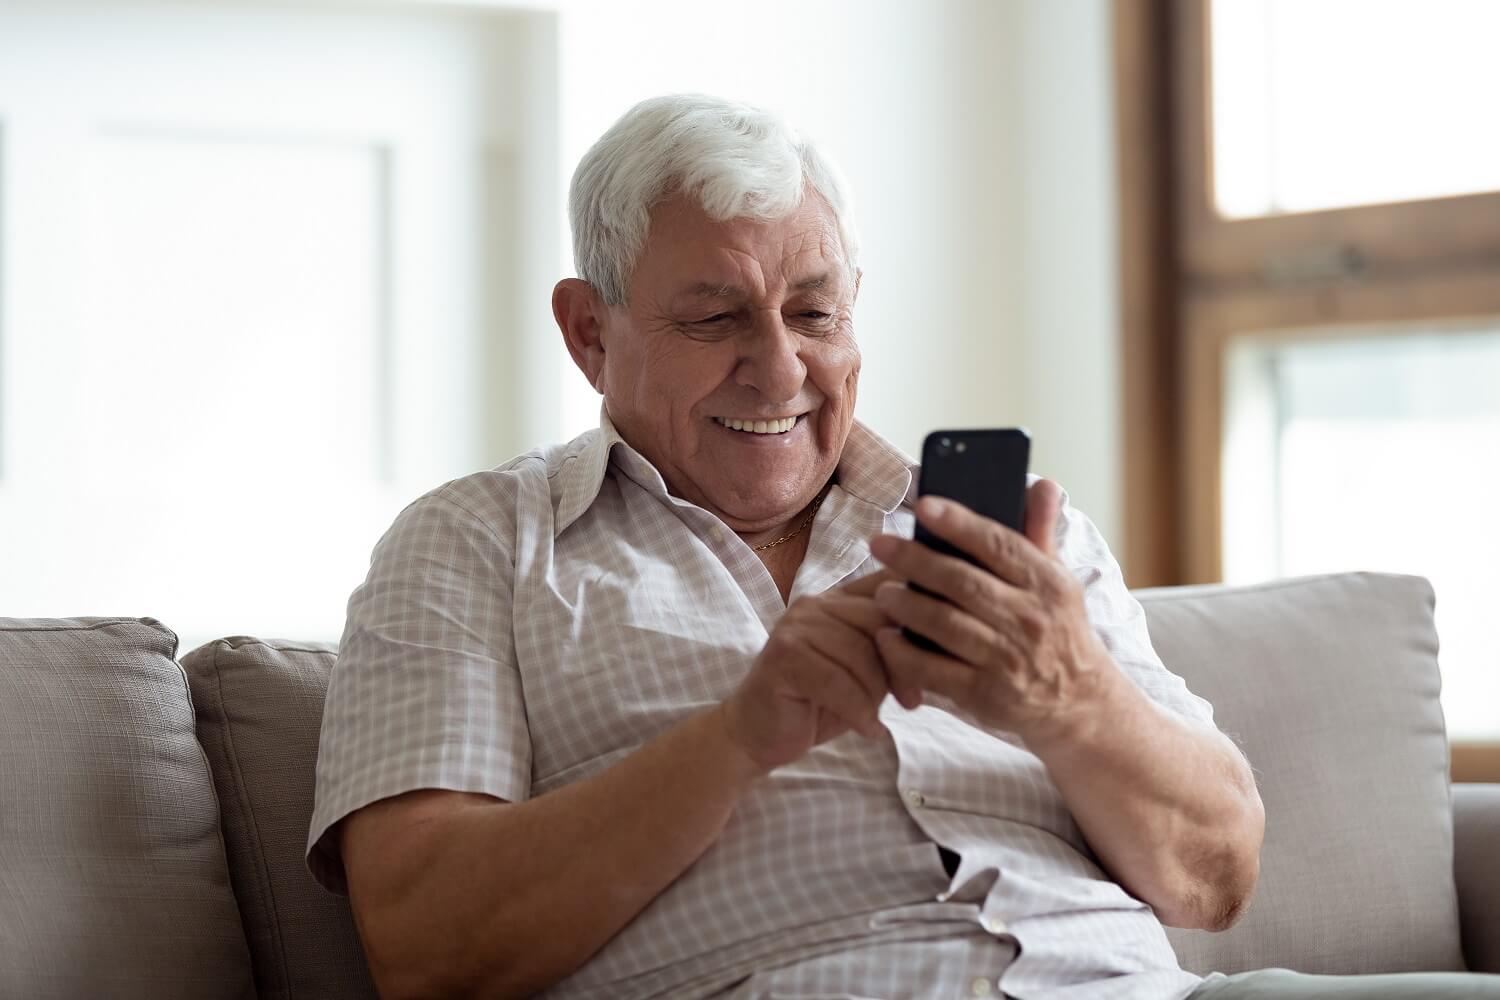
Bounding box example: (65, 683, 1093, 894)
(307, 96, 1497, 999)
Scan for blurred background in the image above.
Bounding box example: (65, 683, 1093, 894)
(0, 0, 1494, 756)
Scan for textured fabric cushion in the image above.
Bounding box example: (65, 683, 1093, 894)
(182, 637, 376, 1000)
(0, 617, 254, 999)
(1137, 573, 1464, 975)
(1454, 783, 1500, 972)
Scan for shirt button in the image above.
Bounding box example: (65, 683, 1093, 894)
(902, 787, 926, 808)
(711, 527, 724, 542)
(981, 914, 1008, 935)
(969, 977, 994, 997)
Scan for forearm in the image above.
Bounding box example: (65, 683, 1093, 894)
(356, 704, 765, 997)
(1026, 660, 1265, 931)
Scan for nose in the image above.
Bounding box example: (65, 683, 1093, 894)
(733, 311, 806, 403)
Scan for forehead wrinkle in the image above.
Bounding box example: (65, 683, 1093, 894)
(679, 281, 741, 300)
(781, 227, 851, 291)
(658, 217, 848, 310)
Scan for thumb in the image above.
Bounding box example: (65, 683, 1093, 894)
(1024, 478, 1063, 557)
(840, 567, 897, 598)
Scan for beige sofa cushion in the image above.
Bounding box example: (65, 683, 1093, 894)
(0, 617, 254, 999)
(182, 637, 376, 1000)
(1137, 573, 1464, 975)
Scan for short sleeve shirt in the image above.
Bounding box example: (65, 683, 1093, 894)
(307, 414, 1215, 1000)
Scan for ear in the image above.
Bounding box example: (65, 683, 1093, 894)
(553, 278, 611, 392)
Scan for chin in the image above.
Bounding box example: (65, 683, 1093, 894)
(704, 478, 810, 530)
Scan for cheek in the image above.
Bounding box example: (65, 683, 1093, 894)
(809, 339, 861, 409)
(640, 343, 736, 411)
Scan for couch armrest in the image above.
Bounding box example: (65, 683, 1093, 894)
(1455, 783, 1500, 972)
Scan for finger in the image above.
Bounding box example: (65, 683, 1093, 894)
(814, 708, 853, 745)
(874, 581, 998, 667)
(838, 567, 898, 598)
(799, 645, 887, 740)
(1024, 478, 1063, 557)
(870, 535, 1020, 625)
(914, 496, 1043, 589)
(887, 670, 924, 712)
(802, 616, 890, 711)
(820, 592, 894, 636)
(826, 588, 922, 710)
(875, 627, 981, 709)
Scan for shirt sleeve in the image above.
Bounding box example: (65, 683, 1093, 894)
(305, 490, 531, 895)
(1052, 487, 1217, 728)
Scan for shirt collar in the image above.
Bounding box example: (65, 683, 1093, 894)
(551, 405, 917, 537)
(835, 421, 917, 514)
(552, 406, 648, 536)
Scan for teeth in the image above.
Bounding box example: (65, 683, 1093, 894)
(715, 416, 797, 434)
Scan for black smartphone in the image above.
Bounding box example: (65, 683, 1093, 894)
(903, 428, 1031, 653)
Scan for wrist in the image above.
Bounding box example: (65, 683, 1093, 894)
(1022, 646, 1135, 756)
(702, 702, 775, 784)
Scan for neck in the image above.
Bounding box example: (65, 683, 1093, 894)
(753, 520, 814, 603)
(740, 482, 830, 553)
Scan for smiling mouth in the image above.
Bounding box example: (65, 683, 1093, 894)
(714, 415, 803, 435)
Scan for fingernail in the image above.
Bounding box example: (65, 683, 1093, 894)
(918, 496, 946, 520)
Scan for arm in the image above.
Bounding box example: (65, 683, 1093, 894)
(342, 705, 760, 999)
(340, 571, 895, 998)
(869, 483, 1264, 931)
(1023, 656, 1263, 930)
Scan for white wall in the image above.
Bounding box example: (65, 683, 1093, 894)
(0, 0, 544, 645)
(542, 0, 1122, 540)
(546, 0, 1028, 453)
(442, 0, 1124, 541)
(1010, 1, 1123, 543)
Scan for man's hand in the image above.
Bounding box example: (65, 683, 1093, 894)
(868, 479, 1117, 741)
(873, 480, 1264, 930)
(721, 570, 895, 772)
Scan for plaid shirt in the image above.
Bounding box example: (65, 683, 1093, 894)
(309, 413, 1214, 1000)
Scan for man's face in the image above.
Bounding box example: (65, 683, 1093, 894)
(594, 194, 860, 532)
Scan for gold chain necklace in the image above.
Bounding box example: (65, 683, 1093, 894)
(751, 483, 832, 552)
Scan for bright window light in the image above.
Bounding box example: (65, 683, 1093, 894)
(1223, 324, 1500, 739)
(1211, 0, 1500, 218)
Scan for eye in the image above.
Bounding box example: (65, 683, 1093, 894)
(800, 311, 831, 320)
(680, 313, 739, 342)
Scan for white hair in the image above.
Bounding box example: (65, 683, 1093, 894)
(569, 93, 860, 306)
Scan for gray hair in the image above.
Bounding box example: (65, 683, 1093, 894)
(569, 93, 860, 306)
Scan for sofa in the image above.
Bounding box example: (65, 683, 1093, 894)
(1, 570, 1496, 998)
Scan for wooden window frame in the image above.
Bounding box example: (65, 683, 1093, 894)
(1115, 0, 1500, 781)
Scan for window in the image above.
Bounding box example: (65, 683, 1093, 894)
(1210, 0, 1500, 218)
(1116, 0, 1500, 771)
(0, 0, 546, 650)
(1223, 323, 1500, 740)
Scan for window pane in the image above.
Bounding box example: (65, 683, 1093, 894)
(1222, 323, 1500, 740)
(1211, 0, 1500, 218)
(0, 133, 399, 649)
(0, 1, 520, 650)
